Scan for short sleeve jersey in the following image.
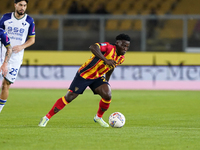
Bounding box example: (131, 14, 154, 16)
(0, 28, 10, 47)
(0, 28, 11, 63)
(0, 12, 35, 64)
(78, 42, 125, 79)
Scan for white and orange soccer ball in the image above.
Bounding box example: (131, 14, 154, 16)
(109, 112, 125, 128)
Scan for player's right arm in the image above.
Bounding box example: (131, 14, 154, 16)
(1, 45, 12, 76)
(0, 30, 12, 76)
(89, 43, 116, 68)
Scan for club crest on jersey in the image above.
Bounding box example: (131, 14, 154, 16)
(22, 23, 27, 26)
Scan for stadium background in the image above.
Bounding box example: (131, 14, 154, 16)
(0, 0, 200, 90)
(1, 1, 200, 149)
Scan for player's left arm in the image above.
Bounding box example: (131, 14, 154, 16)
(13, 17, 35, 53)
(105, 68, 114, 82)
(12, 36, 35, 53)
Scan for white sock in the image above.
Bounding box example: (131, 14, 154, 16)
(44, 116, 49, 120)
(0, 99, 7, 113)
(95, 114, 101, 119)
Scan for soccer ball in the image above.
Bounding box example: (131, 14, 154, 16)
(109, 112, 125, 128)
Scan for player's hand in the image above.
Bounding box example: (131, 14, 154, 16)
(12, 45, 23, 53)
(104, 59, 116, 68)
(0, 63, 8, 76)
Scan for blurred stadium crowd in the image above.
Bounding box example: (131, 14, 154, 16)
(1, 0, 199, 15)
(0, 0, 200, 51)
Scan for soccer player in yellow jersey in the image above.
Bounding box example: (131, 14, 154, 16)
(39, 34, 131, 127)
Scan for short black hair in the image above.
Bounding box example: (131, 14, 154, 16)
(14, 0, 28, 4)
(116, 34, 131, 41)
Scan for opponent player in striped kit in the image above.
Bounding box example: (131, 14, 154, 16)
(39, 34, 131, 127)
(0, 0, 35, 113)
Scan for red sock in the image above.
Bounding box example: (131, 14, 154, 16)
(97, 98, 111, 118)
(46, 96, 68, 119)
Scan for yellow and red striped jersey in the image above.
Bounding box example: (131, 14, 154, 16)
(78, 42, 125, 79)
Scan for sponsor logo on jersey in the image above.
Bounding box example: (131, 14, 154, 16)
(100, 43, 107, 46)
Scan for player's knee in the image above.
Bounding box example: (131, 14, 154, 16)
(64, 91, 78, 103)
(64, 94, 73, 103)
(102, 86, 112, 100)
(106, 87, 112, 100)
(1, 80, 10, 91)
(103, 92, 112, 101)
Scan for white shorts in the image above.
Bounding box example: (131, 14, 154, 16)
(1, 62, 21, 83)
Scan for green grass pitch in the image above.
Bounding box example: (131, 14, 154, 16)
(0, 89, 200, 150)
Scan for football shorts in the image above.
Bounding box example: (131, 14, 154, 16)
(69, 72, 109, 94)
(0, 62, 21, 83)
